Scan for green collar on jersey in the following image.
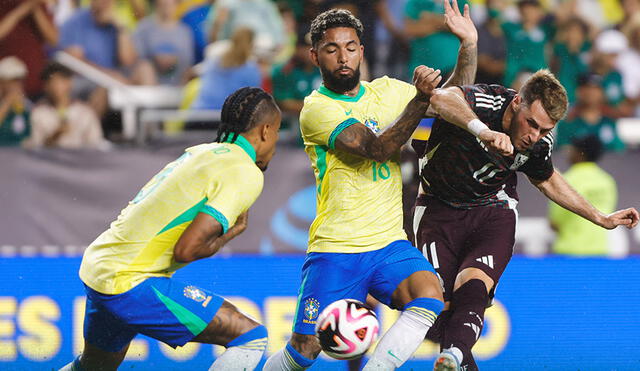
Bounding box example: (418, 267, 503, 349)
(223, 133, 257, 162)
(318, 84, 365, 102)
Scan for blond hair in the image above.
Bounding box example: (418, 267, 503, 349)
(519, 69, 568, 122)
(220, 28, 254, 69)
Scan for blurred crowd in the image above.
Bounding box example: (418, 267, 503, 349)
(0, 0, 639, 153)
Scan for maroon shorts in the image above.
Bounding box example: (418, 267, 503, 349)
(413, 195, 516, 302)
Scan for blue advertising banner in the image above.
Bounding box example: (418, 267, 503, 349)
(1, 256, 639, 370)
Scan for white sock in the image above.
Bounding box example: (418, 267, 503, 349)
(262, 344, 314, 371)
(209, 347, 265, 371)
(263, 348, 301, 371)
(362, 310, 436, 370)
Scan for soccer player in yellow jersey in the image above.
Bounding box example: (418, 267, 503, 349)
(264, 4, 478, 371)
(60, 87, 281, 371)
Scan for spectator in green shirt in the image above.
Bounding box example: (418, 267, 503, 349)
(404, 0, 468, 78)
(555, 73, 626, 152)
(549, 135, 618, 255)
(551, 17, 591, 104)
(591, 29, 635, 117)
(501, 0, 555, 88)
(271, 30, 321, 135)
(0, 56, 30, 146)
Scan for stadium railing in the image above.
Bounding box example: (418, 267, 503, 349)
(54, 51, 221, 144)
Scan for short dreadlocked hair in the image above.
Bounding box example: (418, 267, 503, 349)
(216, 87, 279, 143)
(310, 9, 364, 48)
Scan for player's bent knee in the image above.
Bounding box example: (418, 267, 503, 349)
(421, 273, 444, 300)
(455, 268, 493, 293)
(79, 340, 129, 371)
(406, 270, 444, 302)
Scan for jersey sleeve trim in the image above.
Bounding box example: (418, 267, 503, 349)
(328, 118, 359, 149)
(201, 205, 229, 234)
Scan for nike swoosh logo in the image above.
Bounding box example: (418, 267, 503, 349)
(387, 350, 402, 362)
(345, 109, 352, 115)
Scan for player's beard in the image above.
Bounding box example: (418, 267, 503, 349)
(321, 64, 361, 94)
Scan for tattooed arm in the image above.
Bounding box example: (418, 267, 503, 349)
(334, 67, 442, 163)
(443, 41, 477, 88)
(441, 0, 478, 88)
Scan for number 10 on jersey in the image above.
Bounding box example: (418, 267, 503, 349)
(372, 162, 391, 181)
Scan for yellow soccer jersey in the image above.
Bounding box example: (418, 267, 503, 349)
(80, 135, 264, 294)
(300, 76, 418, 253)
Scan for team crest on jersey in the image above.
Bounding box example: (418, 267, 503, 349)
(303, 298, 320, 323)
(364, 118, 380, 133)
(509, 152, 530, 170)
(184, 286, 207, 302)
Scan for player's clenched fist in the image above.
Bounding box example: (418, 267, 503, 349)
(599, 207, 640, 230)
(478, 129, 514, 156)
(413, 65, 442, 102)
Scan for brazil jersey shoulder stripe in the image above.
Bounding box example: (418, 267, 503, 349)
(80, 135, 263, 294)
(328, 118, 359, 149)
(300, 77, 418, 253)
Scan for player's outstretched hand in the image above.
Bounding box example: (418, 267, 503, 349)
(478, 129, 514, 156)
(600, 208, 640, 230)
(444, 0, 478, 45)
(226, 211, 249, 238)
(414, 66, 442, 102)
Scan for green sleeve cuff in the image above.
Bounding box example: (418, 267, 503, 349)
(201, 205, 229, 234)
(328, 118, 360, 150)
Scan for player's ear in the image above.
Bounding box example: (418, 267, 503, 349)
(512, 95, 521, 110)
(310, 48, 319, 67)
(260, 123, 270, 142)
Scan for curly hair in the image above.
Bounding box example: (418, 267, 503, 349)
(519, 69, 568, 123)
(309, 8, 364, 48)
(216, 87, 279, 143)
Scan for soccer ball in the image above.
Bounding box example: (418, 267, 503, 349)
(315, 299, 380, 360)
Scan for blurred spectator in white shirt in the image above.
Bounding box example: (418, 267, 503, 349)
(24, 62, 109, 150)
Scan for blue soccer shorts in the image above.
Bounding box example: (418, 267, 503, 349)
(292, 239, 436, 335)
(83, 277, 224, 352)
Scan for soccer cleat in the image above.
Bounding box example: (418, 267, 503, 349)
(433, 350, 460, 371)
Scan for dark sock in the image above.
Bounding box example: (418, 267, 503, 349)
(425, 309, 452, 344)
(441, 279, 489, 371)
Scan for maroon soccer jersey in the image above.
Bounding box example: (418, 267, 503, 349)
(417, 84, 554, 209)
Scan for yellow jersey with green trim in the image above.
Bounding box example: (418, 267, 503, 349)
(300, 76, 418, 253)
(79, 135, 263, 295)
